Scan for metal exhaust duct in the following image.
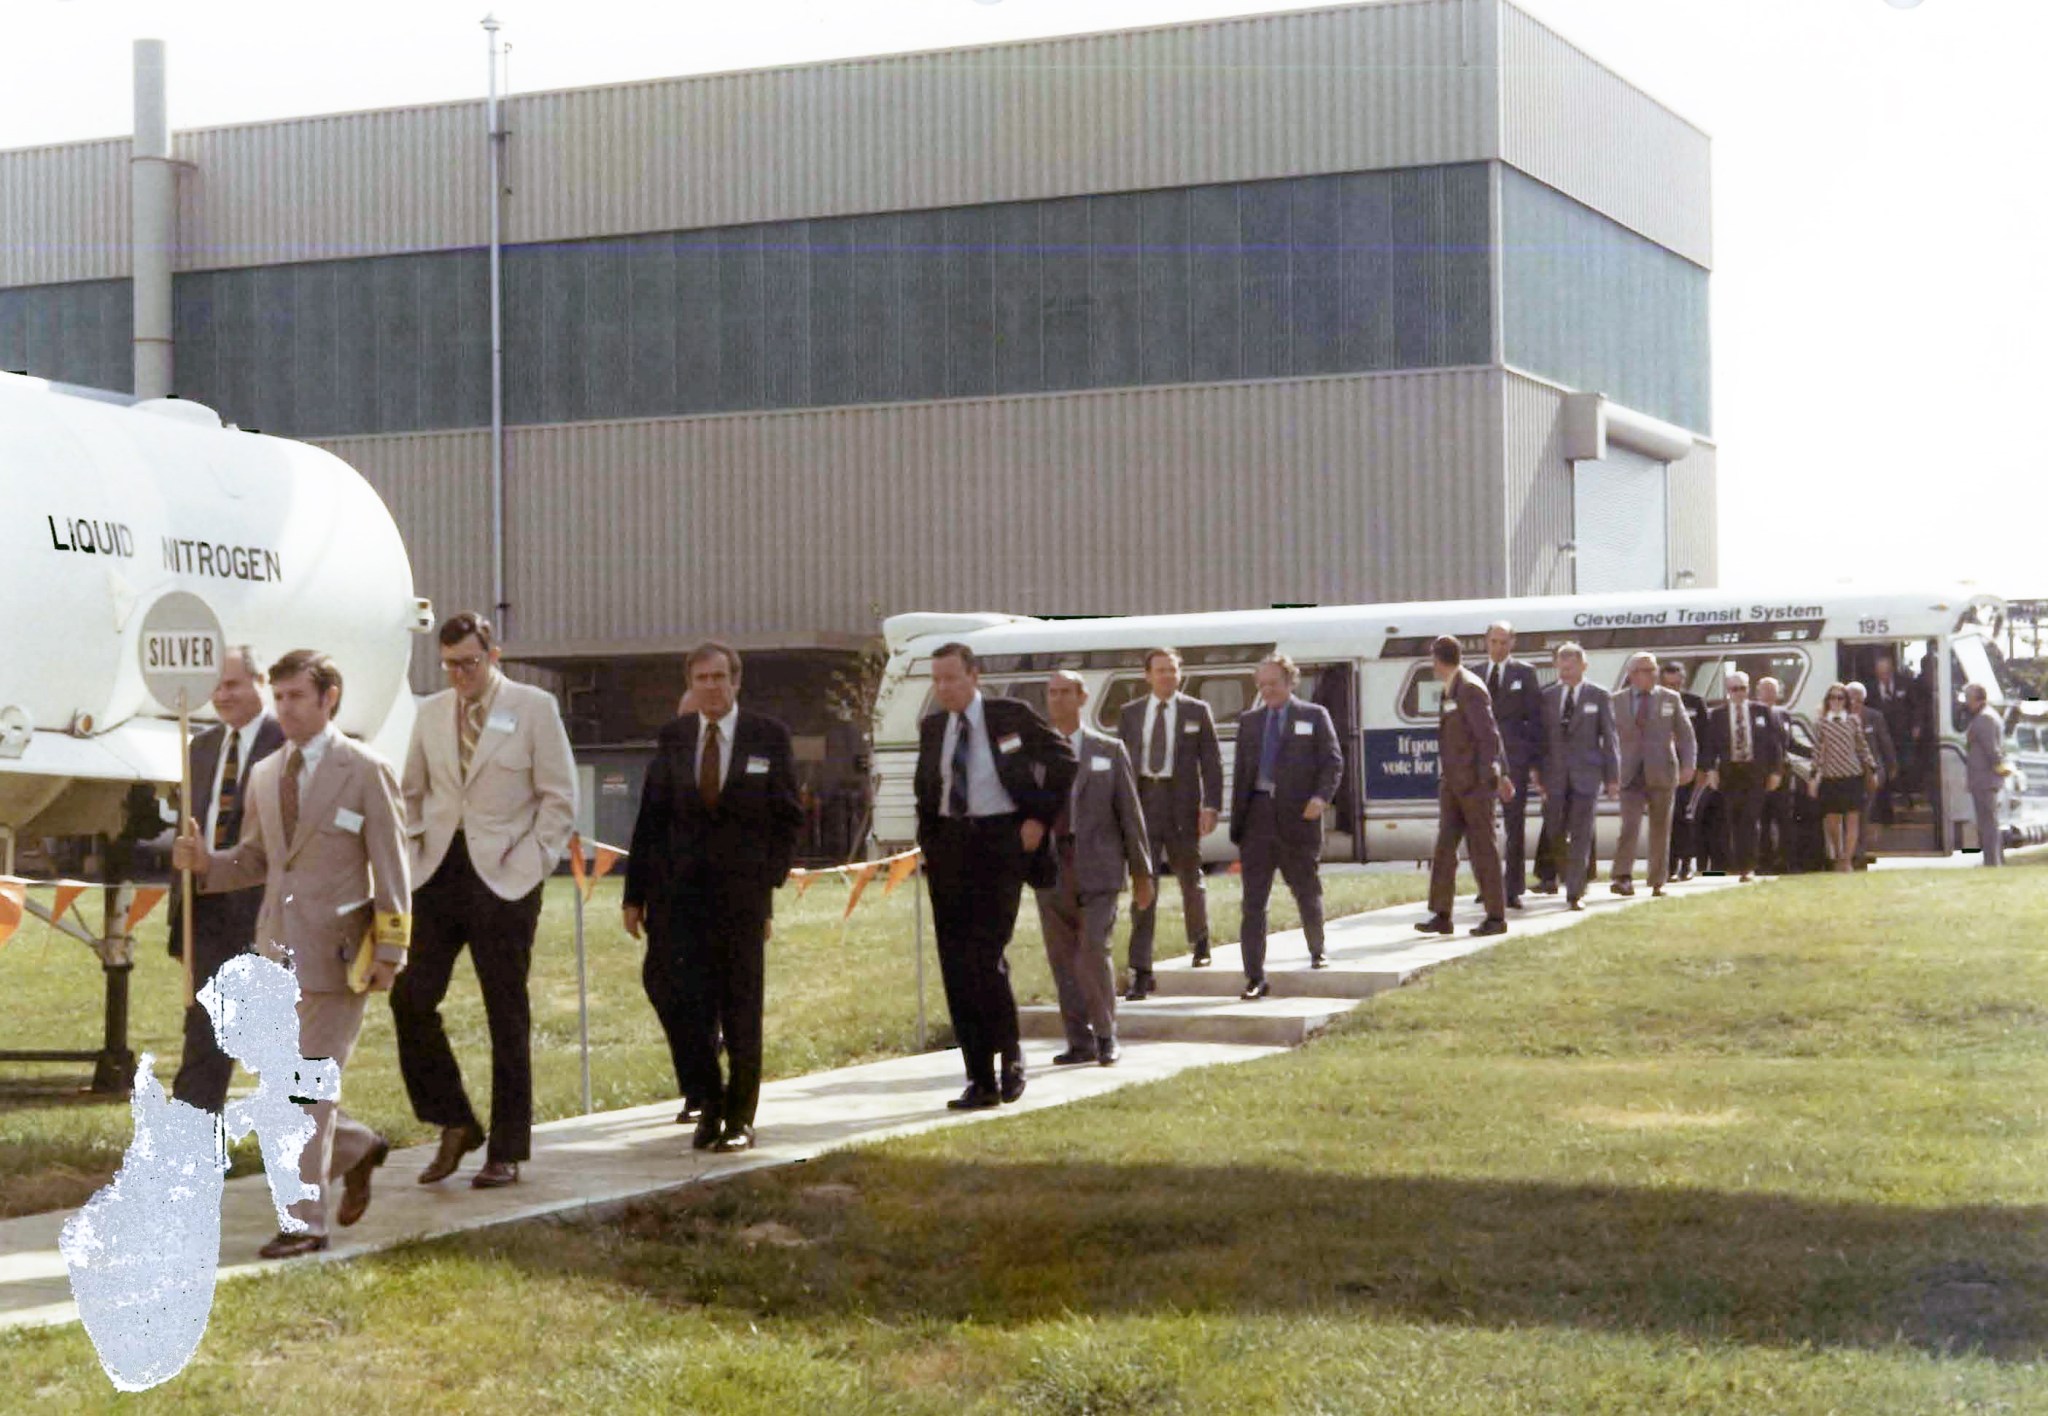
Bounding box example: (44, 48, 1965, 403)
(131, 39, 174, 401)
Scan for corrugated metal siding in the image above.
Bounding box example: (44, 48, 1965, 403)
(4, 2, 1502, 285)
(316, 367, 1506, 657)
(1497, 0, 1712, 267)
(1500, 166, 1710, 434)
(0, 277, 133, 390)
(0, 139, 129, 287)
(1666, 437, 1718, 587)
(1500, 370, 1573, 597)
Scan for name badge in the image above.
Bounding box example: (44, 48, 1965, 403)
(745, 756, 770, 775)
(1090, 756, 1113, 773)
(334, 808, 364, 835)
(998, 734, 1023, 755)
(1442, 700, 1459, 713)
(1293, 719, 1314, 735)
(1182, 721, 1200, 734)
(485, 709, 517, 735)
(1661, 702, 1675, 718)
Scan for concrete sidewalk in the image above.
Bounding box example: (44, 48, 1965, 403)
(0, 874, 1735, 1333)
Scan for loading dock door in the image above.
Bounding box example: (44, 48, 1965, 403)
(1573, 446, 1668, 593)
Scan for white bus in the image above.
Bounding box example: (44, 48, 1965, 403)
(872, 585, 2039, 863)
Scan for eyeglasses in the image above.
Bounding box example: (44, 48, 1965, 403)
(441, 654, 487, 674)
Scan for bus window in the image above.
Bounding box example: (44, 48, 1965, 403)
(1689, 651, 1809, 707)
(2016, 724, 2041, 753)
(1092, 675, 1148, 730)
(1187, 672, 1257, 725)
(1950, 637, 2008, 730)
(993, 678, 1049, 719)
(1398, 664, 1446, 722)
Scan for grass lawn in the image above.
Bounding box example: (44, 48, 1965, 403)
(7, 859, 2045, 1412)
(0, 864, 1443, 1219)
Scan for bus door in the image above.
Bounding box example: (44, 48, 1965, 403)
(1836, 637, 1940, 852)
(1306, 661, 1365, 862)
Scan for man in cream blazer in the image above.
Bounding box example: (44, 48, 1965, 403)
(176, 649, 412, 1260)
(395, 613, 578, 1191)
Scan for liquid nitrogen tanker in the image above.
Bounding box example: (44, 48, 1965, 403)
(0, 370, 432, 839)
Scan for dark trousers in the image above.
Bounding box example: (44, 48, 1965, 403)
(1126, 779, 1209, 974)
(643, 933, 695, 1101)
(1669, 782, 1699, 875)
(1501, 759, 1534, 900)
(1239, 795, 1325, 983)
(391, 837, 543, 1162)
(1758, 784, 1793, 873)
(1718, 764, 1769, 874)
(922, 814, 1028, 1092)
(170, 896, 254, 1113)
(1430, 783, 1506, 919)
(657, 883, 770, 1131)
(1541, 781, 1599, 902)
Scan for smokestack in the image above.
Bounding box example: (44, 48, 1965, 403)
(132, 39, 174, 400)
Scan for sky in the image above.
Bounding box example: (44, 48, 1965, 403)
(3, 0, 2040, 599)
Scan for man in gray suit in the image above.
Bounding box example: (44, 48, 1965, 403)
(1530, 642, 1618, 910)
(1036, 671, 1154, 1065)
(1610, 652, 1697, 897)
(1964, 683, 2010, 867)
(1117, 647, 1223, 997)
(1846, 682, 1898, 867)
(1229, 654, 1343, 999)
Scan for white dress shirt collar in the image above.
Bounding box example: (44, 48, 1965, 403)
(289, 723, 337, 780)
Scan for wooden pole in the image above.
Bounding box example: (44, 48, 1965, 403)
(178, 688, 195, 1008)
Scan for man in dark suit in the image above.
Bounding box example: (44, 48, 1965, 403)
(1846, 681, 1898, 867)
(167, 645, 285, 1112)
(1530, 642, 1618, 909)
(1116, 647, 1223, 998)
(915, 643, 1077, 1111)
(1754, 676, 1798, 873)
(1870, 655, 1923, 798)
(1479, 622, 1545, 907)
(1661, 660, 1710, 881)
(1230, 653, 1343, 998)
(1700, 670, 1784, 882)
(1416, 636, 1513, 937)
(623, 643, 802, 1153)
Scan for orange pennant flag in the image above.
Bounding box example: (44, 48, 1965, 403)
(51, 883, 87, 923)
(566, 833, 590, 900)
(842, 863, 880, 919)
(0, 882, 23, 948)
(790, 869, 812, 898)
(883, 852, 920, 897)
(124, 886, 168, 934)
(592, 844, 623, 881)
(1227, 860, 1243, 875)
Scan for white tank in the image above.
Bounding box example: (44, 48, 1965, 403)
(0, 372, 432, 837)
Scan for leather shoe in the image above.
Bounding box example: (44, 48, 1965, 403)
(1610, 880, 1635, 897)
(1000, 1060, 1028, 1104)
(947, 1084, 1000, 1111)
(336, 1137, 388, 1226)
(1051, 1048, 1094, 1066)
(1738, 872, 1753, 883)
(417, 1122, 484, 1185)
(258, 1231, 329, 1261)
(1123, 971, 1155, 1002)
(1506, 895, 1525, 910)
(1191, 946, 1212, 968)
(471, 1159, 519, 1189)
(692, 1114, 722, 1150)
(1533, 881, 1560, 895)
(1469, 917, 1508, 937)
(677, 1099, 704, 1124)
(1567, 896, 1585, 911)
(1309, 954, 1328, 969)
(1413, 914, 1454, 935)
(1651, 885, 1666, 898)
(1096, 1037, 1120, 1066)
(1240, 978, 1270, 1000)
(712, 1125, 755, 1154)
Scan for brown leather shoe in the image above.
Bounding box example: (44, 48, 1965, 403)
(258, 1231, 329, 1261)
(471, 1159, 520, 1189)
(417, 1122, 485, 1184)
(336, 1138, 389, 1227)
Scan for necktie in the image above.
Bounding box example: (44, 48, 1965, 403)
(1148, 699, 1169, 775)
(948, 714, 971, 818)
(214, 730, 243, 850)
(1488, 663, 1502, 700)
(458, 694, 485, 776)
(699, 721, 722, 809)
(1735, 706, 1750, 761)
(1636, 690, 1650, 728)
(1563, 686, 1576, 728)
(1259, 706, 1285, 787)
(280, 747, 304, 842)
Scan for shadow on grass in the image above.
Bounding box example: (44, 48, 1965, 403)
(460, 1155, 2048, 1363)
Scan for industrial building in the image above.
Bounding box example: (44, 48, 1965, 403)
(0, 0, 1714, 852)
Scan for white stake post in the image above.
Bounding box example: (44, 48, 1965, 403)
(573, 842, 592, 1115)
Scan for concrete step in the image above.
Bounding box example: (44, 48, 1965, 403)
(1019, 994, 1357, 1048)
(1148, 961, 1402, 1000)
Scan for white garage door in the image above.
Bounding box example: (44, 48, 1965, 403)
(1573, 448, 1667, 593)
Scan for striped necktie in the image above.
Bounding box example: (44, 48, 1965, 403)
(213, 730, 243, 850)
(458, 695, 486, 776)
(280, 747, 304, 843)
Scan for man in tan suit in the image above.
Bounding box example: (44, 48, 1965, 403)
(1610, 652, 1698, 897)
(1416, 635, 1513, 937)
(395, 613, 577, 1190)
(175, 649, 411, 1260)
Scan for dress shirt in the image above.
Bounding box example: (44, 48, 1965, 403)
(939, 692, 1019, 818)
(204, 715, 267, 847)
(292, 723, 337, 785)
(1140, 694, 1178, 779)
(1255, 701, 1288, 793)
(697, 705, 740, 792)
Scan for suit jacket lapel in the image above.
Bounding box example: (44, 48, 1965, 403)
(286, 742, 348, 864)
(463, 689, 514, 783)
(190, 729, 223, 821)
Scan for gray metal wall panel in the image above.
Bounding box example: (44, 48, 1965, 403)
(1667, 438, 1719, 588)
(1501, 371, 1573, 599)
(0, 139, 129, 287)
(0, 278, 132, 390)
(314, 368, 1506, 655)
(1498, 1, 1712, 268)
(1500, 166, 1710, 434)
